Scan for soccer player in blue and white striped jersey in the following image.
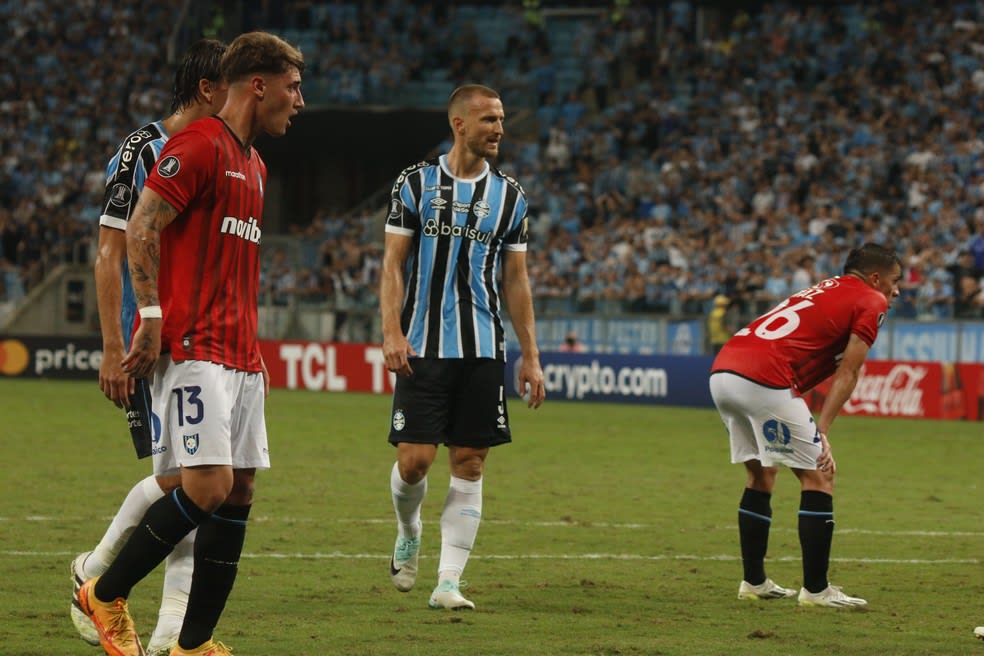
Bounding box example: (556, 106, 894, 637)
(71, 39, 227, 656)
(382, 84, 546, 610)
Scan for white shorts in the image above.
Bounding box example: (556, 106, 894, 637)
(149, 356, 270, 477)
(709, 371, 822, 469)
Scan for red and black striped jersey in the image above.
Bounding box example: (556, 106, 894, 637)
(712, 275, 888, 393)
(145, 116, 265, 372)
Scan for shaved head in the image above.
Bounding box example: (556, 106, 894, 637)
(448, 84, 500, 123)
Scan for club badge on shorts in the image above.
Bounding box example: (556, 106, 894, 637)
(184, 433, 200, 455)
(392, 410, 406, 431)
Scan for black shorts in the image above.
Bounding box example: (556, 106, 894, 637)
(388, 358, 512, 448)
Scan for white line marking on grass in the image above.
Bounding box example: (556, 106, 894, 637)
(326, 518, 651, 529)
(0, 516, 652, 529)
(5, 515, 983, 537)
(1, 550, 978, 565)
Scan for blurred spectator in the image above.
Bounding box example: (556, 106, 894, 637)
(917, 270, 955, 320)
(791, 254, 817, 292)
(544, 126, 572, 173)
(558, 330, 586, 352)
(949, 250, 981, 318)
(762, 264, 792, 305)
(955, 274, 983, 319)
(292, 267, 323, 304)
(265, 250, 298, 307)
(708, 294, 735, 354)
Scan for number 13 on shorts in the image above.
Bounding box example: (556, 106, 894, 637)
(172, 385, 206, 426)
(149, 358, 270, 474)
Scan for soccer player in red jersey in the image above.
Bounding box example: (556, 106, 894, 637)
(710, 243, 901, 608)
(77, 32, 304, 656)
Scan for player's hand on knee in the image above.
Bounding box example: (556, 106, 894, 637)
(816, 432, 836, 475)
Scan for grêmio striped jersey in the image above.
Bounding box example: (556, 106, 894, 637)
(99, 120, 170, 349)
(385, 154, 529, 361)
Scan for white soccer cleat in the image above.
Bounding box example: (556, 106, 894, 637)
(70, 552, 101, 646)
(145, 630, 179, 656)
(974, 626, 984, 641)
(428, 581, 475, 610)
(390, 534, 420, 592)
(146, 645, 176, 656)
(737, 578, 797, 600)
(798, 585, 867, 608)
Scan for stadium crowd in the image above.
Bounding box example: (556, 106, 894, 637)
(5, 0, 984, 326)
(0, 0, 182, 305)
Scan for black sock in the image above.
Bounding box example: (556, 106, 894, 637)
(738, 488, 772, 585)
(178, 504, 251, 650)
(96, 488, 210, 601)
(799, 490, 834, 594)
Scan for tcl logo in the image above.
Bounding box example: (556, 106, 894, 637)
(278, 344, 394, 392)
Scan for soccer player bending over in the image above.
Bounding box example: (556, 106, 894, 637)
(381, 84, 546, 610)
(710, 243, 901, 608)
(77, 31, 304, 656)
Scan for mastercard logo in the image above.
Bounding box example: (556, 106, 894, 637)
(0, 339, 30, 376)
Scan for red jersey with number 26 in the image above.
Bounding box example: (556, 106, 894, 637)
(711, 275, 888, 392)
(144, 117, 265, 373)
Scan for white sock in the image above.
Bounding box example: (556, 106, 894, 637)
(391, 462, 426, 538)
(147, 529, 195, 649)
(438, 476, 483, 584)
(83, 475, 164, 577)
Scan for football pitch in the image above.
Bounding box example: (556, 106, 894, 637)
(2, 378, 983, 656)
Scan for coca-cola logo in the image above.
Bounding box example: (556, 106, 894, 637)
(843, 364, 926, 416)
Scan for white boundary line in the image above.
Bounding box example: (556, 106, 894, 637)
(3, 516, 984, 538)
(0, 550, 977, 564)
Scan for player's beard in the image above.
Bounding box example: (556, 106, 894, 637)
(469, 135, 499, 161)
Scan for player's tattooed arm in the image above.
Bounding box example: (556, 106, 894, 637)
(126, 187, 178, 308)
(122, 187, 177, 378)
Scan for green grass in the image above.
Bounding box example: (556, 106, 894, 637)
(2, 378, 983, 655)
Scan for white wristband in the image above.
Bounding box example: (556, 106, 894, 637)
(139, 305, 163, 319)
